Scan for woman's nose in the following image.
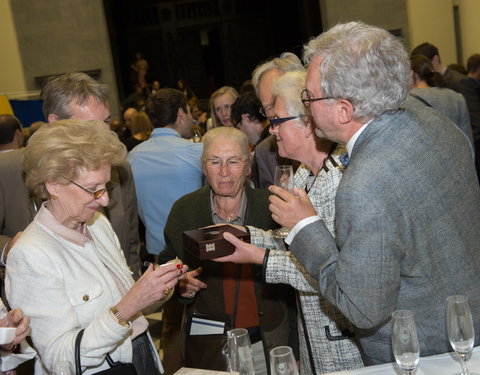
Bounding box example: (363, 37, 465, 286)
(97, 192, 110, 207)
(219, 163, 230, 176)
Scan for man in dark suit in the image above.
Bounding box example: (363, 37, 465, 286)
(224, 22, 480, 365)
(0, 73, 141, 277)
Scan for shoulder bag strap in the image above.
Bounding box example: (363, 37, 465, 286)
(409, 93, 433, 107)
(75, 329, 85, 375)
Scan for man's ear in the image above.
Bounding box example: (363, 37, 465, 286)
(336, 99, 354, 125)
(14, 129, 24, 147)
(176, 107, 185, 124)
(241, 113, 250, 124)
(303, 116, 314, 138)
(432, 55, 441, 71)
(47, 114, 59, 123)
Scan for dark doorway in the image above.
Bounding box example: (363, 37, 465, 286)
(103, 0, 322, 102)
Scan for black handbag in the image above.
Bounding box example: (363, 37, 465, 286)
(75, 329, 138, 375)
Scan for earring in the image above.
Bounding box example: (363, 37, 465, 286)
(51, 194, 57, 200)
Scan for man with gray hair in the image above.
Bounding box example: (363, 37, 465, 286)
(225, 22, 480, 364)
(250, 52, 302, 188)
(0, 72, 141, 277)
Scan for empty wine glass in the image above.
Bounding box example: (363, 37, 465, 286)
(227, 328, 255, 375)
(391, 310, 419, 375)
(446, 295, 477, 375)
(270, 346, 298, 375)
(272, 165, 294, 239)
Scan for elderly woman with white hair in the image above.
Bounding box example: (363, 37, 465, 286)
(158, 127, 295, 375)
(6, 120, 187, 375)
(215, 70, 365, 375)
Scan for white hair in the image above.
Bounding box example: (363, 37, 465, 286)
(303, 21, 411, 121)
(271, 70, 311, 128)
(251, 52, 303, 96)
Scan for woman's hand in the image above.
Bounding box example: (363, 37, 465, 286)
(179, 267, 207, 298)
(116, 261, 187, 321)
(212, 232, 266, 264)
(0, 309, 31, 351)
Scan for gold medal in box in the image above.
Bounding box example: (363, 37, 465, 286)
(182, 225, 250, 260)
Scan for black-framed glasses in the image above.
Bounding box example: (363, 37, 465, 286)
(301, 89, 335, 108)
(269, 116, 304, 129)
(64, 177, 114, 199)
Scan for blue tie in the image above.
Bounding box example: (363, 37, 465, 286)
(339, 153, 350, 169)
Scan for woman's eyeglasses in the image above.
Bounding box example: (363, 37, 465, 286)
(203, 157, 247, 170)
(63, 177, 114, 199)
(269, 116, 305, 129)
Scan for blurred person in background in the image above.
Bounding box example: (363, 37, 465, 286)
(207, 86, 239, 130)
(124, 111, 153, 152)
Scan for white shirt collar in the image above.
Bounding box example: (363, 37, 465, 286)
(346, 119, 373, 156)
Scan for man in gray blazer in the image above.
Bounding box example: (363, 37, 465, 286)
(0, 73, 141, 277)
(225, 22, 480, 365)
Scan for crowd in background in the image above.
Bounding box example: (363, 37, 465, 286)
(0, 21, 480, 375)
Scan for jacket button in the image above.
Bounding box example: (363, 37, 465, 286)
(258, 311, 264, 316)
(83, 295, 89, 301)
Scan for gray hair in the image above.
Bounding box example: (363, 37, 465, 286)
(24, 119, 126, 199)
(251, 52, 303, 96)
(202, 127, 250, 162)
(41, 72, 109, 120)
(271, 70, 311, 128)
(303, 21, 411, 121)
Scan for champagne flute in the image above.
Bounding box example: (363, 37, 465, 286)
(269, 346, 298, 375)
(272, 165, 294, 239)
(391, 310, 420, 375)
(227, 328, 255, 375)
(446, 295, 477, 375)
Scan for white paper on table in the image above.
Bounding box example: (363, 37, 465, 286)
(189, 317, 225, 335)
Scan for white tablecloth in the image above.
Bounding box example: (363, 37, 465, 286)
(327, 346, 480, 374)
(174, 368, 229, 375)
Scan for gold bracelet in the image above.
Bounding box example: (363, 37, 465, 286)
(110, 306, 129, 327)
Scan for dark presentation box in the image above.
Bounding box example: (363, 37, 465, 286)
(183, 225, 250, 260)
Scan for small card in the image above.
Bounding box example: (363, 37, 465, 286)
(189, 317, 225, 336)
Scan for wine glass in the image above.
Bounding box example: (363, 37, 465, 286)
(192, 129, 202, 143)
(446, 295, 477, 375)
(227, 328, 255, 375)
(272, 165, 294, 239)
(269, 346, 298, 375)
(391, 310, 419, 375)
